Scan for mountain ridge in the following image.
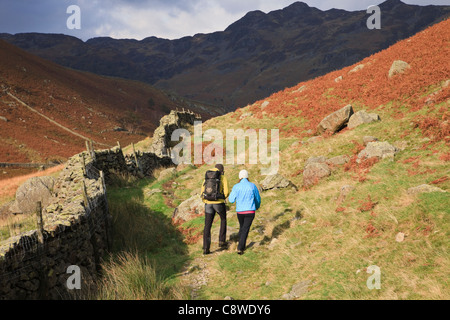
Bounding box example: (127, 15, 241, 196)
(1, 1, 449, 110)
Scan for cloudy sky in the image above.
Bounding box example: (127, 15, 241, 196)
(0, 0, 448, 41)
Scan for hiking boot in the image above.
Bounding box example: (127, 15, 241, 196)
(203, 249, 211, 255)
(237, 250, 244, 255)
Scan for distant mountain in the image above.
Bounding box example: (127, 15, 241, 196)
(0, 40, 220, 164)
(1, 0, 449, 110)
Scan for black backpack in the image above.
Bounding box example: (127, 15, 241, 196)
(202, 170, 224, 201)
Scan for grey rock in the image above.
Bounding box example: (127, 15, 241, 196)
(260, 174, 296, 191)
(389, 60, 411, 78)
(357, 141, 399, 162)
(10, 176, 55, 214)
(303, 163, 331, 188)
(317, 105, 354, 134)
(305, 156, 328, 167)
(172, 195, 204, 221)
(261, 101, 270, 109)
(396, 232, 405, 243)
(348, 110, 380, 129)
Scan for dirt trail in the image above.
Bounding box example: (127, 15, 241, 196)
(6, 91, 111, 148)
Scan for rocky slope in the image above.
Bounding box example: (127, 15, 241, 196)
(1, 0, 449, 111)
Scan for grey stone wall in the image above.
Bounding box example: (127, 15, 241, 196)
(0, 146, 177, 300)
(0, 111, 197, 300)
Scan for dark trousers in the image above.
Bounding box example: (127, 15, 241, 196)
(203, 203, 227, 251)
(237, 213, 255, 251)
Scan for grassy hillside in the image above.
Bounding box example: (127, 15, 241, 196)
(99, 19, 449, 300)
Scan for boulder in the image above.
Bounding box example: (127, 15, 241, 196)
(158, 167, 177, 181)
(303, 163, 331, 188)
(9, 176, 55, 214)
(357, 141, 399, 162)
(348, 111, 380, 129)
(260, 174, 296, 191)
(172, 195, 205, 222)
(317, 105, 354, 134)
(389, 60, 411, 78)
(407, 184, 446, 195)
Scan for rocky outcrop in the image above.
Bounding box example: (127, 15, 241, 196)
(348, 111, 381, 129)
(317, 105, 354, 134)
(149, 110, 201, 158)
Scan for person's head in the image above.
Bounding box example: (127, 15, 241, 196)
(215, 164, 224, 174)
(239, 170, 249, 181)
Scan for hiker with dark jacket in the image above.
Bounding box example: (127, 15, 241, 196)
(229, 170, 261, 255)
(201, 164, 230, 255)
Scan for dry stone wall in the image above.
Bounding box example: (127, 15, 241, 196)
(0, 140, 178, 300)
(0, 111, 197, 299)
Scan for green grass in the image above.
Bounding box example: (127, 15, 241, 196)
(93, 85, 449, 300)
(96, 174, 191, 300)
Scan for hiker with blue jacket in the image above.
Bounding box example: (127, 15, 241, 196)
(229, 170, 261, 255)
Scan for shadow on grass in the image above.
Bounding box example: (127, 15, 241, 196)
(96, 177, 191, 300)
(260, 209, 303, 245)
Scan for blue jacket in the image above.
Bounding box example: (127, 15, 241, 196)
(229, 179, 261, 213)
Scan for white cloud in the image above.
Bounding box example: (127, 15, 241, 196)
(1, 0, 448, 41)
(89, 0, 298, 40)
